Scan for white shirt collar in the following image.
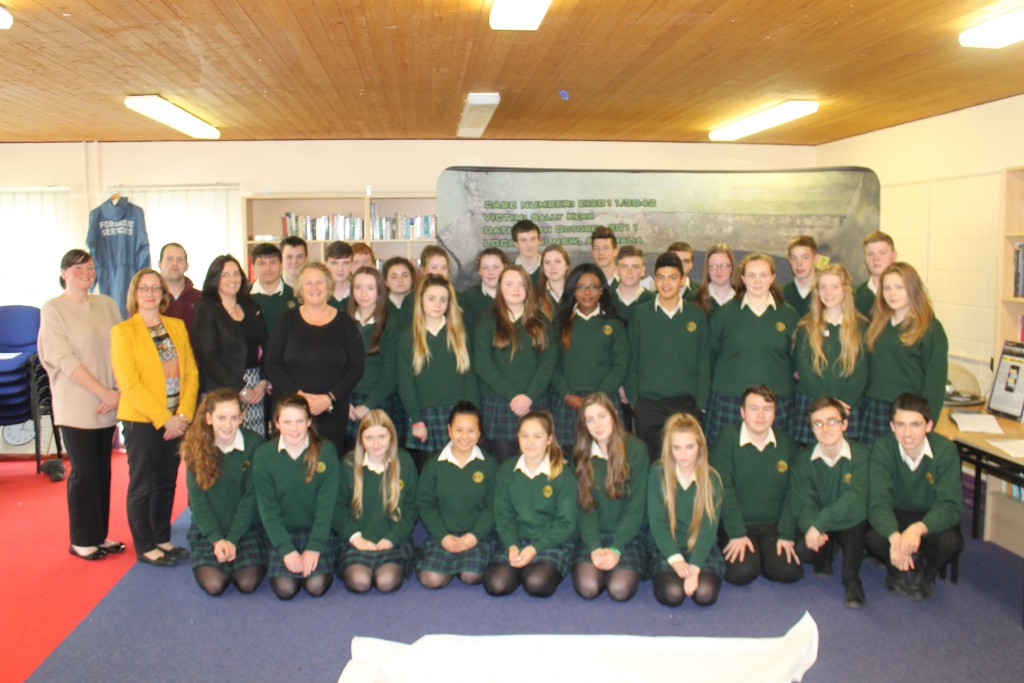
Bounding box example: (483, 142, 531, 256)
(616, 286, 642, 306)
(251, 278, 284, 296)
(810, 438, 852, 467)
(793, 279, 812, 299)
(710, 287, 736, 306)
(481, 282, 497, 299)
(217, 430, 246, 454)
(515, 255, 540, 274)
(573, 304, 602, 321)
(899, 438, 934, 472)
(388, 292, 408, 308)
(868, 278, 879, 294)
(513, 454, 552, 479)
(590, 440, 607, 460)
(427, 318, 447, 336)
(654, 295, 684, 319)
(438, 443, 485, 468)
(675, 466, 695, 491)
(507, 308, 523, 324)
(740, 292, 778, 316)
(739, 423, 777, 452)
(277, 435, 310, 460)
(354, 309, 375, 325)
(363, 455, 387, 475)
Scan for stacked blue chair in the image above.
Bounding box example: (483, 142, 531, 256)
(0, 305, 64, 480)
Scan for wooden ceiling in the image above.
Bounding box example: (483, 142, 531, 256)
(2, 0, 1024, 145)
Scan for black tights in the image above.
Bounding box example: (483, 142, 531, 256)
(269, 573, 333, 600)
(484, 561, 563, 598)
(652, 570, 722, 607)
(485, 439, 520, 463)
(417, 570, 484, 589)
(342, 563, 406, 593)
(193, 565, 266, 596)
(572, 562, 640, 601)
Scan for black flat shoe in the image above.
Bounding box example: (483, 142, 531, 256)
(100, 541, 126, 554)
(69, 545, 106, 561)
(843, 580, 866, 609)
(136, 552, 178, 567)
(159, 545, 189, 559)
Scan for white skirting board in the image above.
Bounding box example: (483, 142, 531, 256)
(338, 611, 818, 683)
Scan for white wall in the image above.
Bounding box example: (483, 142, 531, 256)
(818, 93, 1024, 394)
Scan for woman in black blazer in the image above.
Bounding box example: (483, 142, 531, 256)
(192, 255, 269, 435)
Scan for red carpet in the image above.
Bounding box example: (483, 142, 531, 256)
(0, 451, 188, 683)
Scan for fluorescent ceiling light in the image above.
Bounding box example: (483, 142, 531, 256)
(0, 6, 13, 30)
(959, 7, 1024, 48)
(457, 92, 501, 138)
(709, 100, 819, 142)
(123, 95, 220, 139)
(490, 0, 552, 31)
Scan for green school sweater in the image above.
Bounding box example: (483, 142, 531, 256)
(854, 281, 876, 318)
(386, 295, 414, 332)
(577, 435, 650, 552)
(397, 327, 479, 423)
(781, 280, 813, 319)
(352, 320, 397, 408)
(865, 319, 948, 421)
(493, 459, 578, 551)
(329, 294, 350, 313)
(551, 315, 628, 397)
(250, 283, 295, 336)
(186, 428, 265, 544)
(626, 299, 710, 409)
(709, 299, 799, 398)
(710, 423, 798, 540)
(683, 280, 699, 303)
(334, 448, 418, 544)
(417, 449, 498, 539)
(253, 439, 340, 555)
(459, 285, 495, 336)
(868, 433, 962, 538)
(611, 288, 654, 323)
(793, 321, 869, 405)
(474, 314, 556, 401)
(646, 462, 723, 570)
(790, 439, 869, 534)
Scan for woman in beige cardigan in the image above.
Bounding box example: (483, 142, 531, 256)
(111, 268, 199, 567)
(38, 249, 124, 561)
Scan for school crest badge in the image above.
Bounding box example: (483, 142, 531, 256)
(602, 325, 613, 336)
(776, 460, 788, 473)
(925, 472, 935, 485)
(242, 460, 251, 471)
(687, 321, 697, 332)
(472, 471, 485, 484)
(843, 472, 852, 484)
(316, 461, 326, 474)
(775, 322, 786, 332)
(543, 485, 553, 498)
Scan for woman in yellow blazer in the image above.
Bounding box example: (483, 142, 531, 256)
(112, 268, 199, 567)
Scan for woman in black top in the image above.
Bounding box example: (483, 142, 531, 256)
(265, 262, 365, 449)
(192, 255, 269, 435)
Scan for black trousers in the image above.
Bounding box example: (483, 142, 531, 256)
(123, 421, 182, 554)
(719, 522, 805, 585)
(634, 395, 701, 461)
(864, 510, 964, 581)
(61, 426, 116, 547)
(795, 520, 866, 584)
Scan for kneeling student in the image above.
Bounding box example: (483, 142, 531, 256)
(710, 385, 803, 585)
(864, 393, 963, 600)
(791, 397, 869, 608)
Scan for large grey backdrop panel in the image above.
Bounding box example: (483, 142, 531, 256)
(435, 167, 880, 291)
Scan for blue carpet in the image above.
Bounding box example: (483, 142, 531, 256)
(29, 511, 1024, 683)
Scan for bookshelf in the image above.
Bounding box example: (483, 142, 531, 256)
(244, 193, 438, 267)
(989, 167, 1024, 556)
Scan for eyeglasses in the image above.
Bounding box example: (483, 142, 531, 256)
(811, 417, 843, 430)
(707, 264, 732, 271)
(575, 284, 602, 292)
(137, 285, 163, 294)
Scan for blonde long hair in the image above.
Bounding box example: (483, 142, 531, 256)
(795, 263, 864, 377)
(351, 410, 403, 523)
(410, 274, 471, 375)
(865, 262, 935, 351)
(660, 413, 721, 551)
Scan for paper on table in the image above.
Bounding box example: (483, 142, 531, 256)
(950, 412, 1003, 434)
(985, 439, 1024, 460)
(0, 352, 22, 360)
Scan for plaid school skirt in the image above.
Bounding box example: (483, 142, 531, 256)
(859, 396, 893, 446)
(704, 393, 794, 446)
(481, 394, 548, 442)
(490, 538, 576, 577)
(336, 539, 416, 575)
(187, 522, 268, 572)
(416, 532, 499, 576)
(266, 529, 339, 579)
(573, 533, 650, 576)
(403, 404, 453, 453)
(648, 536, 725, 578)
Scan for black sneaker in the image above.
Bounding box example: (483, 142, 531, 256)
(907, 572, 934, 601)
(843, 580, 866, 608)
(885, 573, 909, 597)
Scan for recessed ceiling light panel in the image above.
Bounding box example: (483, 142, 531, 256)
(709, 100, 819, 142)
(490, 0, 552, 31)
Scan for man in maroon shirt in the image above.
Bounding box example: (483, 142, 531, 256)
(159, 242, 201, 330)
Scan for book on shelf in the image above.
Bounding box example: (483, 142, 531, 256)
(281, 212, 365, 241)
(1013, 243, 1024, 299)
